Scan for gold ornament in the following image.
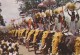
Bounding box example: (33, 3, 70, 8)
(41, 31, 49, 46)
(33, 30, 40, 43)
(27, 30, 35, 41)
(52, 32, 63, 55)
(75, 37, 80, 55)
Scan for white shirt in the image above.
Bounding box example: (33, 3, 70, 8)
(12, 43, 15, 48)
(8, 46, 12, 50)
(7, 41, 9, 46)
(13, 51, 17, 55)
(9, 53, 13, 55)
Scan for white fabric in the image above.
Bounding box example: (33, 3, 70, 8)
(56, 23, 61, 31)
(69, 21, 76, 34)
(54, 17, 58, 26)
(8, 46, 12, 50)
(64, 33, 68, 36)
(62, 28, 68, 33)
(7, 42, 9, 46)
(9, 53, 13, 55)
(13, 51, 17, 55)
(3, 45, 6, 49)
(12, 43, 15, 48)
(50, 31, 55, 33)
(67, 32, 73, 36)
(52, 25, 56, 32)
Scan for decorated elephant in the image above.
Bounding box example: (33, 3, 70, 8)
(75, 37, 80, 55)
(52, 31, 80, 55)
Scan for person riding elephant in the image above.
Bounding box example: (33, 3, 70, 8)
(66, 2, 79, 35)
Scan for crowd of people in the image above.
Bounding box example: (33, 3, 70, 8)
(0, 33, 19, 55)
(0, 2, 80, 55)
(12, 2, 80, 36)
(17, 10, 80, 36)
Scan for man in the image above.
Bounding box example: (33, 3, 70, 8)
(68, 10, 79, 35)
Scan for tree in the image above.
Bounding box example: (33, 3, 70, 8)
(18, 0, 42, 12)
(0, 15, 5, 26)
(56, 0, 72, 7)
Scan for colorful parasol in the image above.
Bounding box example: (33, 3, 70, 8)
(38, 2, 47, 8)
(43, 0, 56, 5)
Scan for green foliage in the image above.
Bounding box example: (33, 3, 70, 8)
(24, 1, 32, 12)
(0, 15, 5, 26)
(18, 0, 72, 12)
(56, 0, 72, 6)
(19, 0, 41, 12)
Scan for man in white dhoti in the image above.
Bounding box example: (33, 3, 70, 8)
(54, 13, 63, 32)
(68, 11, 79, 35)
(56, 22, 62, 31)
(65, 2, 80, 35)
(70, 21, 76, 35)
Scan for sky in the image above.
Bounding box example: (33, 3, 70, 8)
(0, 0, 20, 25)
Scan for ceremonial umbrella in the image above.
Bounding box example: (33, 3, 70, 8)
(38, 2, 47, 12)
(38, 2, 47, 8)
(43, 0, 56, 31)
(43, 0, 56, 6)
